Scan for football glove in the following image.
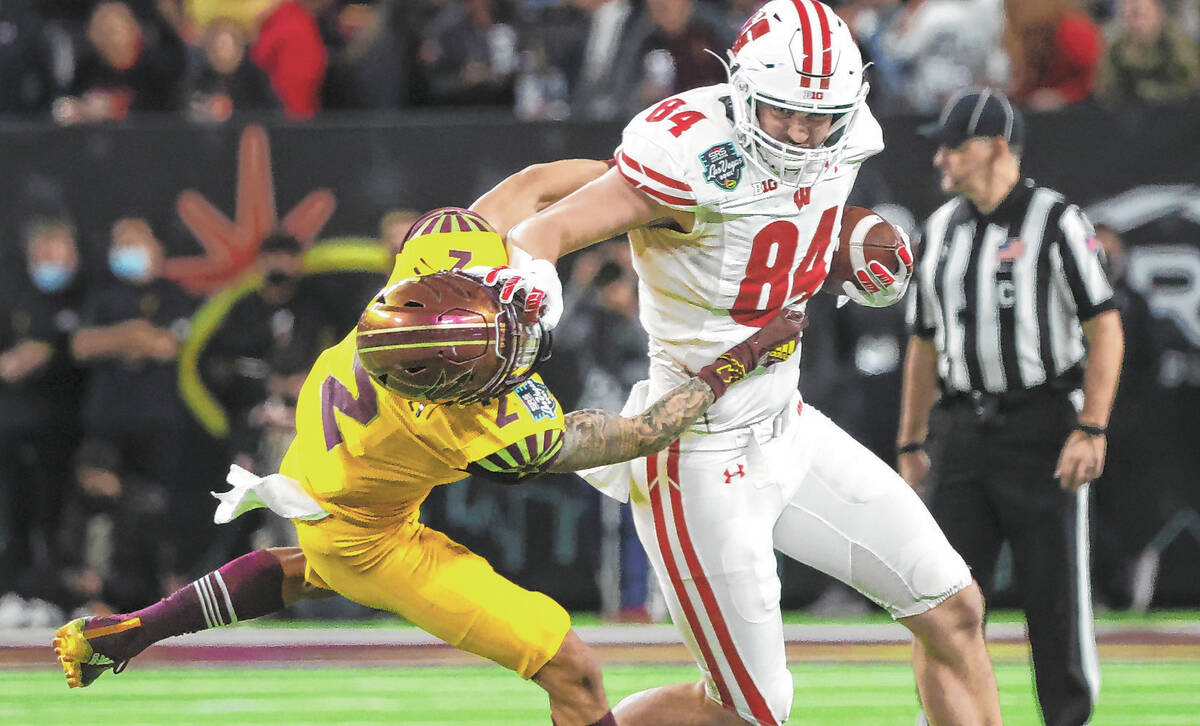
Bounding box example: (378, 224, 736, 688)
(842, 232, 914, 308)
(697, 309, 809, 400)
(464, 252, 564, 330)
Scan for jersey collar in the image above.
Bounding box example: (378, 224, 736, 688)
(968, 177, 1036, 223)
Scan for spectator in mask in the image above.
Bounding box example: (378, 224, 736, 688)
(0, 220, 88, 596)
(71, 218, 199, 561)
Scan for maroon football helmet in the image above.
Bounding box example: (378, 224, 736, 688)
(356, 271, 549, 404)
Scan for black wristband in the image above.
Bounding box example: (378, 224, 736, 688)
(897, 442, 925, 456)
(1075, 423, 1107, 437)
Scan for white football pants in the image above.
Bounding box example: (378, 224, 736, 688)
(627, 395, 971, 725)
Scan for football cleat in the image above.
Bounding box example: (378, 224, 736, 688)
(53, 617, 138, 688)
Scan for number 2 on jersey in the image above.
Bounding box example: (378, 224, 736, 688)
(731, 207, 837, 327)
(321, 358, 380, 450)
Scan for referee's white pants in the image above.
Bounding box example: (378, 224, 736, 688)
(626, 396, 971, 725)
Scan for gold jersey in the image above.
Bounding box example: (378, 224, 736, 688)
(280, 331, 565, 526)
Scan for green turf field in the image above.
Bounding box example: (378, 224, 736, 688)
(5, 660, 1199, 726)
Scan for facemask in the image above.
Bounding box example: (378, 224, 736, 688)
(30, 262, 73, 293)
(109, 246, 151, 282)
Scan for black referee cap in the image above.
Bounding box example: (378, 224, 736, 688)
(919, 89, 1025, 151)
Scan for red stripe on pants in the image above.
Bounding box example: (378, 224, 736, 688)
(663, 443, 778, 726)
(648, 446, 734, 708)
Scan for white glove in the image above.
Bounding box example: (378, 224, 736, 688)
(464, 253, 564, 330)
(841, 234, 914, 308)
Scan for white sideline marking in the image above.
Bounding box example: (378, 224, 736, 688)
(6, 621, 1199, 649)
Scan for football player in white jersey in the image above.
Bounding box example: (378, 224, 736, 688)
(481, 1, 1004, 724)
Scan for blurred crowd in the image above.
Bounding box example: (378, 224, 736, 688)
(0, 212, 404, 625)
(0, 0, 1187, 627)
(0, 203, 1164, 625)
(0, 0, 1197, 124)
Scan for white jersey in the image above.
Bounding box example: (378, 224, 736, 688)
(614, 84, 884, 429)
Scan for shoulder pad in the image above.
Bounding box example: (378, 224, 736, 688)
(840, 104, 885, 166)
(616, 85, 744, 210)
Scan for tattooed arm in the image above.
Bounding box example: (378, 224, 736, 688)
(466, 308, 808, 482)
(547, 307, 809, 472)
(547, 378, 715, 473)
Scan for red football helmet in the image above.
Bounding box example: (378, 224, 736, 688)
(356, 271, 549, 404)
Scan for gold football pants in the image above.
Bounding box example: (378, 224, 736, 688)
(294, 513, 570, 679)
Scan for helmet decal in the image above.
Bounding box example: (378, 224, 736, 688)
(403, 207, 496, 243)
(388, 207, 508, 285)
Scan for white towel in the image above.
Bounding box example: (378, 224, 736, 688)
(212, 465, 329, 524)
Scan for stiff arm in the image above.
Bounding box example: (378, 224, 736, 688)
(506, 165, 692, 263)
(469, 159, 613, 240)
(547, 378, 714, 473)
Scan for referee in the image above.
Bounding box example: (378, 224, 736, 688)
(897, 89, 1124, 726)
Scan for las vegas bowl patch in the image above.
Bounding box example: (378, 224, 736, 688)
(514, 380, 558, 421)
(699, 142, 745, 191)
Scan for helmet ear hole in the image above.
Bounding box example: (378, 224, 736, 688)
(403, 300, 423, 307)
(405, 366, 426, 374)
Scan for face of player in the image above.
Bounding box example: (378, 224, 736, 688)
(933, 137, 997, 197)
(755, 103, 834, 149)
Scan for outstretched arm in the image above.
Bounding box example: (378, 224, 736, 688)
(549, 378, 714, 472)
(507, 166, 680, 263)
(469, 159, 613, 240)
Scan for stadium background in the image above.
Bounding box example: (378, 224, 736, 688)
(3, 104, 1196, 611)
(1, 1, 1199, 723)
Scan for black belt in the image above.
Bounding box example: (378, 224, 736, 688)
(940, 384, 1073, 426)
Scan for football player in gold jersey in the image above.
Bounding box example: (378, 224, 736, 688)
(54, 162, 808, 726)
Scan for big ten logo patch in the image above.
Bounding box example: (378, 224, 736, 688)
(753, 179, 779, 195)
(514, 379, 558, 421)
(699, 142, 746, 191)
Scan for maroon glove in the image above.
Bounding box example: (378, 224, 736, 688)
(697, 309, 809, 400)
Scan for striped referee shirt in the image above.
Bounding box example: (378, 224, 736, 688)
(907, 178, 1115, 395)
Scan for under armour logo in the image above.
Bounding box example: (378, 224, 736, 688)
(723, 464, 745, 484)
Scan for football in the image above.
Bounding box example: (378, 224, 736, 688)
(822, 206, 909, 295)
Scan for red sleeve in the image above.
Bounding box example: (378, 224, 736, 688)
(250, 3, 328, 120)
